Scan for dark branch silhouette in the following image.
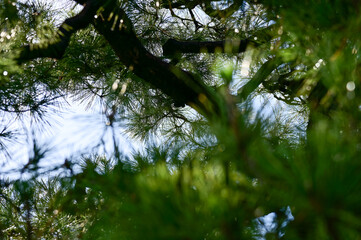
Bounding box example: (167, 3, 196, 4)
(162, 38, 254, 56)
(17, 0, 101, 63)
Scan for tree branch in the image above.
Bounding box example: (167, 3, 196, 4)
(203, 2, 243, 19)
(16, 0, 100, 63)
(237, 58, 280, 101)
(159, 0, 244, 20)
(163, 38, 254, 56)
(91, 1, 220, 116)
(160, 0, 199, 10)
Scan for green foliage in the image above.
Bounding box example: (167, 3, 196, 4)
(0, 178, 86, 239)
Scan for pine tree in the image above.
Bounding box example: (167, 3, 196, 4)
(1, 0, 361, 239)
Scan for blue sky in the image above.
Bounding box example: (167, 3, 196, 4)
(0, 96, 141, 179)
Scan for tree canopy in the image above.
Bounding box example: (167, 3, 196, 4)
(1, 0, 361, 239)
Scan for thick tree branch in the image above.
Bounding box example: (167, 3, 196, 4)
(160, 0, 199, 10)
(163, 38, 254, 56)
(16, 0, 100, 63)
(92, 4, 221, 116)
